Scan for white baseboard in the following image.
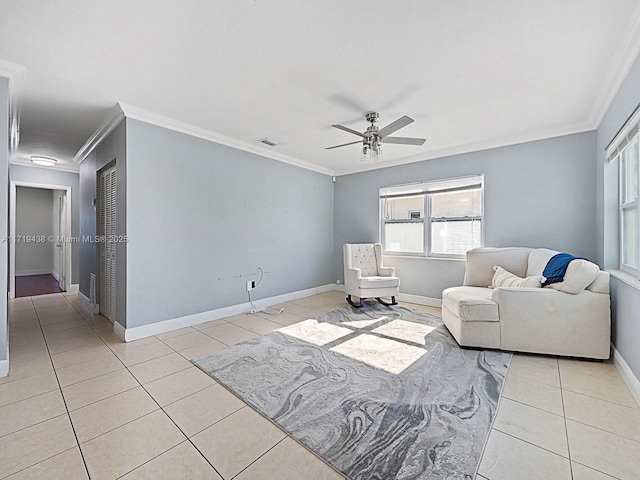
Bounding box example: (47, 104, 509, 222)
(326, 284, 442, 308)
(69, 284, 79, 293)
(78, 291, 99, 314)
(16, 269, 52, 276)
(120, 284, 338, 342)
(397, 293, 442, 308)
(326, 284, 345, 292)
(612, 343, 640, 408)
(114, 321, 126, 341)
(0, 359, 8, 378)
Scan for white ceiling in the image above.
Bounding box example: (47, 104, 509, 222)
(1, 0, 640, 175)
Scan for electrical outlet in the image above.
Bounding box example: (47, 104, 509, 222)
(337, 280, 341, 285)
(246, 280, 253, 292)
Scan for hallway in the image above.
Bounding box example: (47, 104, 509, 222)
(14, 274, 62, 298)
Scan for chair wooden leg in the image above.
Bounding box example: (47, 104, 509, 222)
(346, 295, 364, 308)
(376, 296, 398, 307)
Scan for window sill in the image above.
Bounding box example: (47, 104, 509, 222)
(385, 254, 466, 262)
(607, 269, 640, 292)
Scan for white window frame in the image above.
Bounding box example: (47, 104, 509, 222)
(379, 175, 484, 258)
(617, 138, 639, 276)
(609, 105, 640, 278)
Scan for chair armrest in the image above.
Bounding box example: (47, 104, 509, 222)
(378, 266, 395, 277)
(345, 267, 362, 280)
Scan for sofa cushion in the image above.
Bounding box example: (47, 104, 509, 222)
(585, 271, 610, 294)
(492, 266, 544, 288)
(548, 259, 600, 294)
(357, 276, 400, 289)
(442, 286, 499, 322)
(526, 248, 558, 277)
(464, 248, 531, 287)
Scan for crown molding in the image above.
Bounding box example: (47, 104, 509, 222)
(10, 158, 80, 174)
(334, 120, 594, 176)
(0, 59, 26, 158)
(589, 2, 640, 128)
(118, 103, 334, 176)
(73, 104, 125, 164)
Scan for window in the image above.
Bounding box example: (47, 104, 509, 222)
(610, 106, 640, 276)
(380, 176, 483, 257)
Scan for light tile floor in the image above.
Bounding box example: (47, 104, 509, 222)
(0, 291, 638, 479)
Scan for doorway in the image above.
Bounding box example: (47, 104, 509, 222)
(9, 182, 72, 298)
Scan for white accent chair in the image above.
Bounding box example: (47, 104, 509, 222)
(343, 243, 400, 308)
(442, 247, 611, 359)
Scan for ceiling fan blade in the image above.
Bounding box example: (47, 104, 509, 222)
(383, 136, 426, 145)
(332, 124, 365, 138)
(325, 140, 362, 150)
(377, 116, 414, 138)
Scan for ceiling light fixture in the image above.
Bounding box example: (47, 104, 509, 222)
(326, 112, 425, 163)
(30, 156, 58, 167)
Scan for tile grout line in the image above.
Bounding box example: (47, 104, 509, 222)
(570, 460, 623, 480)
(474, 356, 514, 480)
(130, 373, 226, 479)
(0, 411, 68, 441)
(65, 384, 140, 413)
(229, 435, 289, 479)
(560, 386, 638, 409)
(29, 294, 93, 480)
(112, 439, 194, 480)
(500, 395, 565, 418)
(1, 445, 80, 480)
(492, 428, 571, 461)
(557, 361, 575, 480)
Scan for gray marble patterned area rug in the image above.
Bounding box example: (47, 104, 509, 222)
(193, 303, 511, 480)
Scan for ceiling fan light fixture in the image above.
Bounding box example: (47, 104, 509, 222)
(361, 142, 381, 162)
(30, 156, 58, 167)
(327, 112, 424, 163)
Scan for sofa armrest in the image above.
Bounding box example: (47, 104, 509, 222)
(378, 266, 395, 277)
(491, 288, 611, 359)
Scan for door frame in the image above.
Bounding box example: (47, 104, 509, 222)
(9, 181, 73, 299)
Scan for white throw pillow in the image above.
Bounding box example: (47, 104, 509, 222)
(491, 266, 545, 288)
(548, 259, 600, 294)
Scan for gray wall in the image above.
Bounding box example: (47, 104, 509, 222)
(79, 120, 127, 326)
(334, 132, 597, 298)
(125, 119, 334, 329)
(10, 165, 80, 283)
(15, 187, 54, 275)
(0, 76, 9, 362)
(596, 51, 640, 379)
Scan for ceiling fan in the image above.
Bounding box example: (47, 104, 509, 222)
(326, 112, 426, 162)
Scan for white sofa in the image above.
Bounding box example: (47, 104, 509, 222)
(442, 247, 611, 359)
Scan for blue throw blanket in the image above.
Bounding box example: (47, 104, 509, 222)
(542, 253, 588, 286)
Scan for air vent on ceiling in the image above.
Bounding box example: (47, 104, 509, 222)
(258, 138, 282, 147)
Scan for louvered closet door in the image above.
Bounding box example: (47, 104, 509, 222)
(99, 165, 117, 322)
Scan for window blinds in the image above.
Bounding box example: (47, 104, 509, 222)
(379, 175, 483, 199)
(607, 102, 640, 162)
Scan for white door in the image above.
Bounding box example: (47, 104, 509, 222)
(56, 193, 67, 290)
(99, 165, 117, 322)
